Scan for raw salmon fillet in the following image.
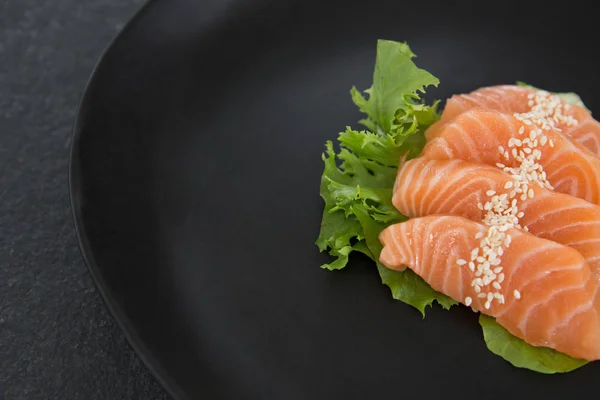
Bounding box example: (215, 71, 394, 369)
(421, 108, 600, 204)
(392, 157, 600, 279)
(379, 215, 600, 361)
(442, 85, 600, 155)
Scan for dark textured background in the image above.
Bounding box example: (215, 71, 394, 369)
(0, 0, 170, 398)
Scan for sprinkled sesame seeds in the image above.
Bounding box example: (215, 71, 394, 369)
(514, 90, 578, 132)
(459, 91, 571, 310)
(458, 184, 520, 309)
(465, 297, 472, 306)
(513, 290, 521, 299)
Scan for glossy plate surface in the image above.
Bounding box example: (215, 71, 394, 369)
(70, 0, 600, 398)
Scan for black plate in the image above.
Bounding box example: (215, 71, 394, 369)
(70, 0, 600, 398)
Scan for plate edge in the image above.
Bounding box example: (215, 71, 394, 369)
(68, 1, 188, 399)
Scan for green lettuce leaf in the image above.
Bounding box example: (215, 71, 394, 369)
(316, 39, 452, 315)
(351, 39, 440, 134)
(479, 314, 588, 373)
(516, 81, 589, 111)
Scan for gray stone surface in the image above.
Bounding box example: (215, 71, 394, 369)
(0, 0, 170, 398)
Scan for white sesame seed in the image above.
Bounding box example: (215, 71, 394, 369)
(486, 190, 496, 196)
(478, 292, 486, 298)
(519, 126, 525, 134)
(484, 301, 491, 309)
(474, 285, 481, 293)
(493, 282, 501, 290)
(465, 297, 472, 306)
(468, 262, 475, 271)
(498, 146, 505, 154)
(504, 181, 513, 189)
(498, 273, 505, 283)
(513, 290, 521, 299)
(549, 139, 554, 147)
(456, 259, 467, 266)
(528, 189, 534, 198)
(529, 130, 537, 141)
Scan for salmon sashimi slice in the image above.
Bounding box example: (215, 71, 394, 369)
(379, 215, 600, 361)
(565, 114, 600, 157)
(392, 157, 600, 279)
(442, 85, 532, 121)
(441, 85, 600, 155)
(421, 108, 600, 204)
